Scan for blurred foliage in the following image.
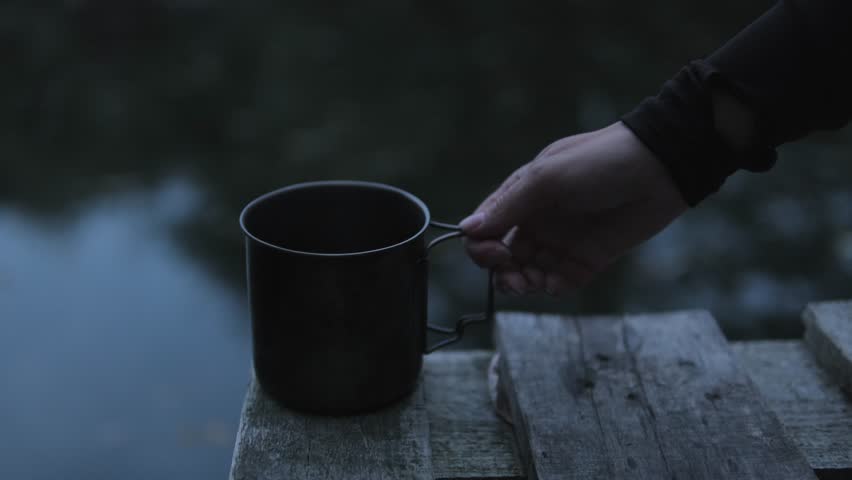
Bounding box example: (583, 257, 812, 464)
(3, 0, 852, 340)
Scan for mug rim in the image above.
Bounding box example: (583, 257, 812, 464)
(239, 180, 432, 257)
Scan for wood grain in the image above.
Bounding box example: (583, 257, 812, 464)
(733, 340, 852, 472)
(229, 375, 432, 480)
(496, 310, 817, 480)
(230, 315, 852, 479)
(804, 301, 852, 393)
(424, 351, 523, 480)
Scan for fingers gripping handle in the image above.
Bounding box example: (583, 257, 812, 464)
(423, 221, 495, 354)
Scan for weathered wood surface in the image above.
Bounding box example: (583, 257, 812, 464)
(230, 352, 521, 480)
(231, 309, 852, 479)
(732, 340, 852, 472)
(423, 351, 522, 480)
(229, 375, 433, 480)
(495, 310, 817, 480)
(804, 301, 852, 393)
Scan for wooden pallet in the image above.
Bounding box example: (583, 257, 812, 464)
(229, 301, 852, 479)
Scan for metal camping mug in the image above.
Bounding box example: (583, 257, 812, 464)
(239, 180, 494, 414)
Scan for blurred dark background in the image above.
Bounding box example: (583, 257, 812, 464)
(2, 1, 851, 478)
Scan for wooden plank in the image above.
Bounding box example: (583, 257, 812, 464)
(423, 351, 523, 480)
(732, 340, 852, 472)
(803, 301, 852, 393)
(495, 311, 817, 480)
(496, 313, 609, 479)
(229, 374, 432, 480)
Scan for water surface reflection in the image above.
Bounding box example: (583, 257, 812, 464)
(0, 178, 249, 479)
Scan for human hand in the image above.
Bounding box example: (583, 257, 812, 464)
(461, 121, 688, 296)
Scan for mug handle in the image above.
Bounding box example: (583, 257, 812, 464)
(422, 220, 495, 354)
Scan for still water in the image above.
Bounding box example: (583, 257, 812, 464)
(2, 1, 852, 478)
(0, 179, 249, 478)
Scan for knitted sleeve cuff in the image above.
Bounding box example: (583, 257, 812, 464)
(621, 60, 777, 206)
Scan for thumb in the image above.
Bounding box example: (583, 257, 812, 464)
(461, 168, 544, 239)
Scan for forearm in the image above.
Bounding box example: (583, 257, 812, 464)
(622, 0, 852, 206)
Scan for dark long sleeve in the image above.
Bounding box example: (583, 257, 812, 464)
(621, 0, 852, 206)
